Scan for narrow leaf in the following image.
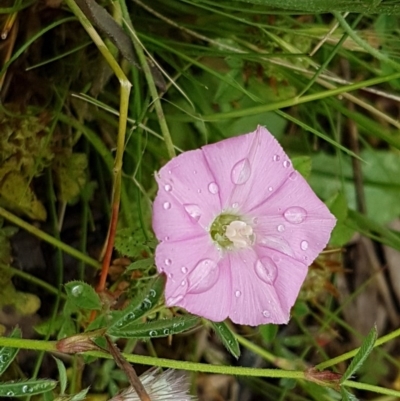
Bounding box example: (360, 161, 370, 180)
(211, 321, 240, 359)
(53, 357, 67, 395)
(71, 387, 90, 401)
(65, 281, 102, 310)
(109, 315, 199, 338)
(0, 379, 57, 397)
(341, 387, 359, 401)
(341, 325, 377, 382)
(0, 327, 21, 376)
(108, 275, 165, 330)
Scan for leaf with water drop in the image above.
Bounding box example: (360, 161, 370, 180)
(341, 325, 377, 383)
(0, 379, 57, 397)
(0, 327, 21, 376)
(211, 321, 240, 359)
(108, 275, 165, 331)
(65, 281, 102, 311)
(108, 315, 199, 338)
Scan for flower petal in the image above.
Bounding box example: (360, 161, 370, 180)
(251, 172, 336, 265)
(156, 235, 231, 321)
(228, 249, 294, 325)
(201, 126, 294, 213)
(154, 149, 222, 231)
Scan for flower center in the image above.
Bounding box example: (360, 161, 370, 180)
(210, 214, 254, 250)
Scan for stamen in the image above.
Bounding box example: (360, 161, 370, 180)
(225, 220, 254, 249)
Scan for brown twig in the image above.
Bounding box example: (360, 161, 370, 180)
(106, 336, 152, 401)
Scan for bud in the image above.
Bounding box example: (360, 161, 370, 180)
(109, 369, 196, 401)
(56, 330, 104, 354)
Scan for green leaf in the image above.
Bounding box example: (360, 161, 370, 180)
(65, 281, 102, 310)
(109, 315, 199, 339)
(211, 321, 240, 359)
(108, 275, 165, 330)
(340, 387, 359, 401)
(0, 328, 21, 376)
(292, 156, 312, 179)
(341, 325, 377, 383)
(114, 228, 153, 258)
(0, 379, 57, 397)
(70, 387, 90, 401)
(126, 258, 154, 271)
(259, 324, 278, 343)
(53, 357, 67, 395)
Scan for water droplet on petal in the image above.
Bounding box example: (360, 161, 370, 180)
(181, 280, 187, 286)
(163, 201, 171, 210)
(167, 273, 173, 279)
(232, 202, 239, 209)
(208, 182, 219, 194)
(231, 158, 251, 185)
(252, 217, 258, 224)
(165, 258, 172, 266)
(164, 236, 169, 241)
(283, 160, 291, 168)
(254, 257, 278, 285)
(289, 172, 298, 180)
(283, 206, 307, 224)
(181, 266, 188, 274)
(260, 236, 294, 256)
(262, 310, 271, 318)
(301, 240, 309, 250)
(184, 204, 202, 221)
(71, 285, 83, 297)
(164, 184, 172, 191)
(197, 189, 202, 193)
(166, 294, 184, 305)
(273, 154, 280, 162)
(193, 170, 197, 174)
(277, 224, 285, 232)
(168, 170, 172, 174)
(235, 290, 242, 298)
(188, 259, 219, 294)
(268, 186, 273, 192)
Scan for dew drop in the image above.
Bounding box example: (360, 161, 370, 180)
(283, 160, 291, 168)
(231, 158, 251, 185)
(181, 266, 188, 274)
(184, 204, 202, 222)
(252, 217, 258, 224)
(71, 285, 83, 297)
(164, 236, 169, 241)
(167, 273, 173, 279)
(168, 170, 172, 174)
(273, 154, 280, 162)
(149, 289, 156, 297)
(232, 202, 239, 209)
(22, 385, 29, 393)
(7, 391, 14, 396)
(254, 257, 278, 285)
(163, 329, 170, 335)
(208, 182, 219, 194)
(166, 294, 184, 305)
(165, 258, 172, 266)
(301, 240, 309, 251)
(163, 201, 171, 210)
(181, 280, 187, 286)
(193, 170, 197, 174)
(164, 184, 172, 192)
(197, 189, 202, 193)
(277, 224, 285, 232)
(268, 186, 273, 192)
(283, 206, 307, 224)
(235, 290, 242, 298)
(149, 330, 157, 337)
(262, 310, 271, 318)
(289, 171, 298, 180)
(187, 259, 219, 294)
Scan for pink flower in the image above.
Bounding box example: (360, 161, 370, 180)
(153, 126, 336, 326)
